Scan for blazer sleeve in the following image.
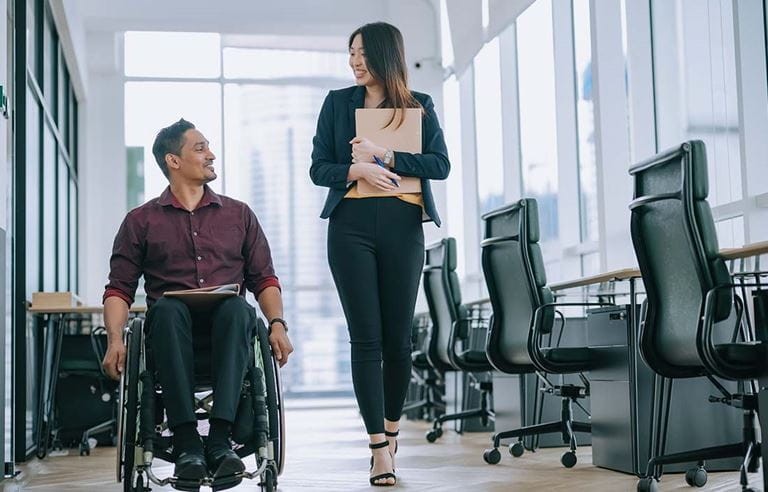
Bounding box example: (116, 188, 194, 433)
(310, 91, 352, 190)
(391, 95, 451, 181)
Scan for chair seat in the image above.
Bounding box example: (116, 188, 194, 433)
(541, 347, 592, 368)
(714, 342, 767, 367)
(412, 351, 430, 368)
(462, 350, 490, 365)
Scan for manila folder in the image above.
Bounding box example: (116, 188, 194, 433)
(163, 283, 240, 311)
(355, 108, 422, 196)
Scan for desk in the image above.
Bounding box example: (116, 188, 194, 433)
(719, 240, 768, 260)
(29, 305, 145, 458)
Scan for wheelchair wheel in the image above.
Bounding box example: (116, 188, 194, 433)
(117, 318, 143, 491)
(256, 320, 285, 476)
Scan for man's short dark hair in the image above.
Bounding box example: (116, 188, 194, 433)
(152, 118, 196, 178)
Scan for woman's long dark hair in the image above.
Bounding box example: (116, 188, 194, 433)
(349, 22, 422, 129)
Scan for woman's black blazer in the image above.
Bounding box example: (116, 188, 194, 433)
(310, 85, 450, 226)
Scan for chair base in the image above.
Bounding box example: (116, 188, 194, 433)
(639, 406, 761, 491)
(483, 395, 590, 467)
(425, 383, 493, 442)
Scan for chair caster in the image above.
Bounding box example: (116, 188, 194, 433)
(483, 448, 501, 465)
(637, 477, 659, 492)
(509, 441, 525, 457)
(561, 450, 577, 468)
(79, 441, 90, 456)
(685, 466, 707, 487)
(425, 428, 443, 443)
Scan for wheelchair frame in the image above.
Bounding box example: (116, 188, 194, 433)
(115, 317, 285, 492)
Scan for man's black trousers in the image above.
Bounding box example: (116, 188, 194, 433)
(145, 295, 256, 430)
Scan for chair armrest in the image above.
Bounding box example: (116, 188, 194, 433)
(700, 282, 766, 379)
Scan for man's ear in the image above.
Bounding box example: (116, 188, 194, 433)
(165, 153, 180, 171)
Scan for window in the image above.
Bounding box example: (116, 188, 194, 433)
(572, 0, 598, 243)
(652, 0, 741, 207)
(124, 32, 221, 78)
(443, 75, 465, 277)
(124, 35, 353, 397)
(124, 81, 222, 199)
(16, 1, 80, 457)
(223, 48, 348, 79)
(474, 37, 504, 215)
(517, 0, 559, 244)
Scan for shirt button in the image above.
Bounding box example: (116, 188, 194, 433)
(197, 256, 202, 261)
(193, 231, 198, 236)
(199, 279, 205, 284)
(190, 212, 195, 216)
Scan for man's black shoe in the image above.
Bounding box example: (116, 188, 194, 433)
(174, 449, 207, 490)
(205, 446, 245, 478)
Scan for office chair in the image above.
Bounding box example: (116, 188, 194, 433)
(402, 315, 446, 421)
(481, 199, 602, 467)
(422, 238, 494, 442)
(629, 140, 767, 492)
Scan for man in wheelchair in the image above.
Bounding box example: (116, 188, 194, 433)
(101, 119, 293, 487)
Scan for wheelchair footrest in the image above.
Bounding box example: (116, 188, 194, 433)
(172, 477, 205, 492)
(211, 474, 244, 492)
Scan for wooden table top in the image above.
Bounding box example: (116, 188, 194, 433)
(28, 305, 147, 314)
(719, 241, 768, 261)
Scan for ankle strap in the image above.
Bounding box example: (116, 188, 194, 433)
(384, 430, 399, 437)
(369, 441, 389, 450)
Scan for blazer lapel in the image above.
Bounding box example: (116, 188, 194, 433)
(348, 85, 365, 135)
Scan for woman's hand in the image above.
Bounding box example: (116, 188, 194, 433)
(350, 137, 386, 164)
(349, 162, 402, 192)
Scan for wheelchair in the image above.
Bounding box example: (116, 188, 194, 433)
(116, 316, 285, 492)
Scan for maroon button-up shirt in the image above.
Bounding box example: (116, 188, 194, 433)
(103, 185, 280, 307)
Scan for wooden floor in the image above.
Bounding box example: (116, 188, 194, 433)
(2, 405, 759, 491)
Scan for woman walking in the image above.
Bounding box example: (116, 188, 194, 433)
(310, 21, 450, 486)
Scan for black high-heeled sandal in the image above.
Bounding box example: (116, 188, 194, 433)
(369, 441, 396, 486)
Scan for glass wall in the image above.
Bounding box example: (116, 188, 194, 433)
(440, 0, 767, 292)
(15, 0, 80, 459)
(474, 37, 504, 215)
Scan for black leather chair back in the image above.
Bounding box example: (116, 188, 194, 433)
(481, 199, 555, 374)
(629, 140, 732, 378)
(423, 238, 464, 371)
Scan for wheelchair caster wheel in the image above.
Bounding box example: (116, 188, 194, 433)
(685, 467, 707, 487)
(637, 477, 659, 492)
(509, 441, 525, 457)
(135, 473, 145, 492)
(260, 465, 276, 492)
(425, 428, 442, 443)
(561, 451, 577, 468)
(483, 448, 501, 465)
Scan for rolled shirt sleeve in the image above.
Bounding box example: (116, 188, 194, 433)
(243, 207, 281, 297)
(103, 212, 144, 306)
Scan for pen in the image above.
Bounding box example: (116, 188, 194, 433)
(374, 155, 399, 187)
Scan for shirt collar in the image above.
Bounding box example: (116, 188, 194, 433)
(158, 185, 223, 210)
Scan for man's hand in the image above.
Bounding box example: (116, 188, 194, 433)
(102, 340, 126, 380)
(269, 325, 294, 367)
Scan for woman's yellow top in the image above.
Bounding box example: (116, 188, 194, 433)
(344, 183, 425, 209)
